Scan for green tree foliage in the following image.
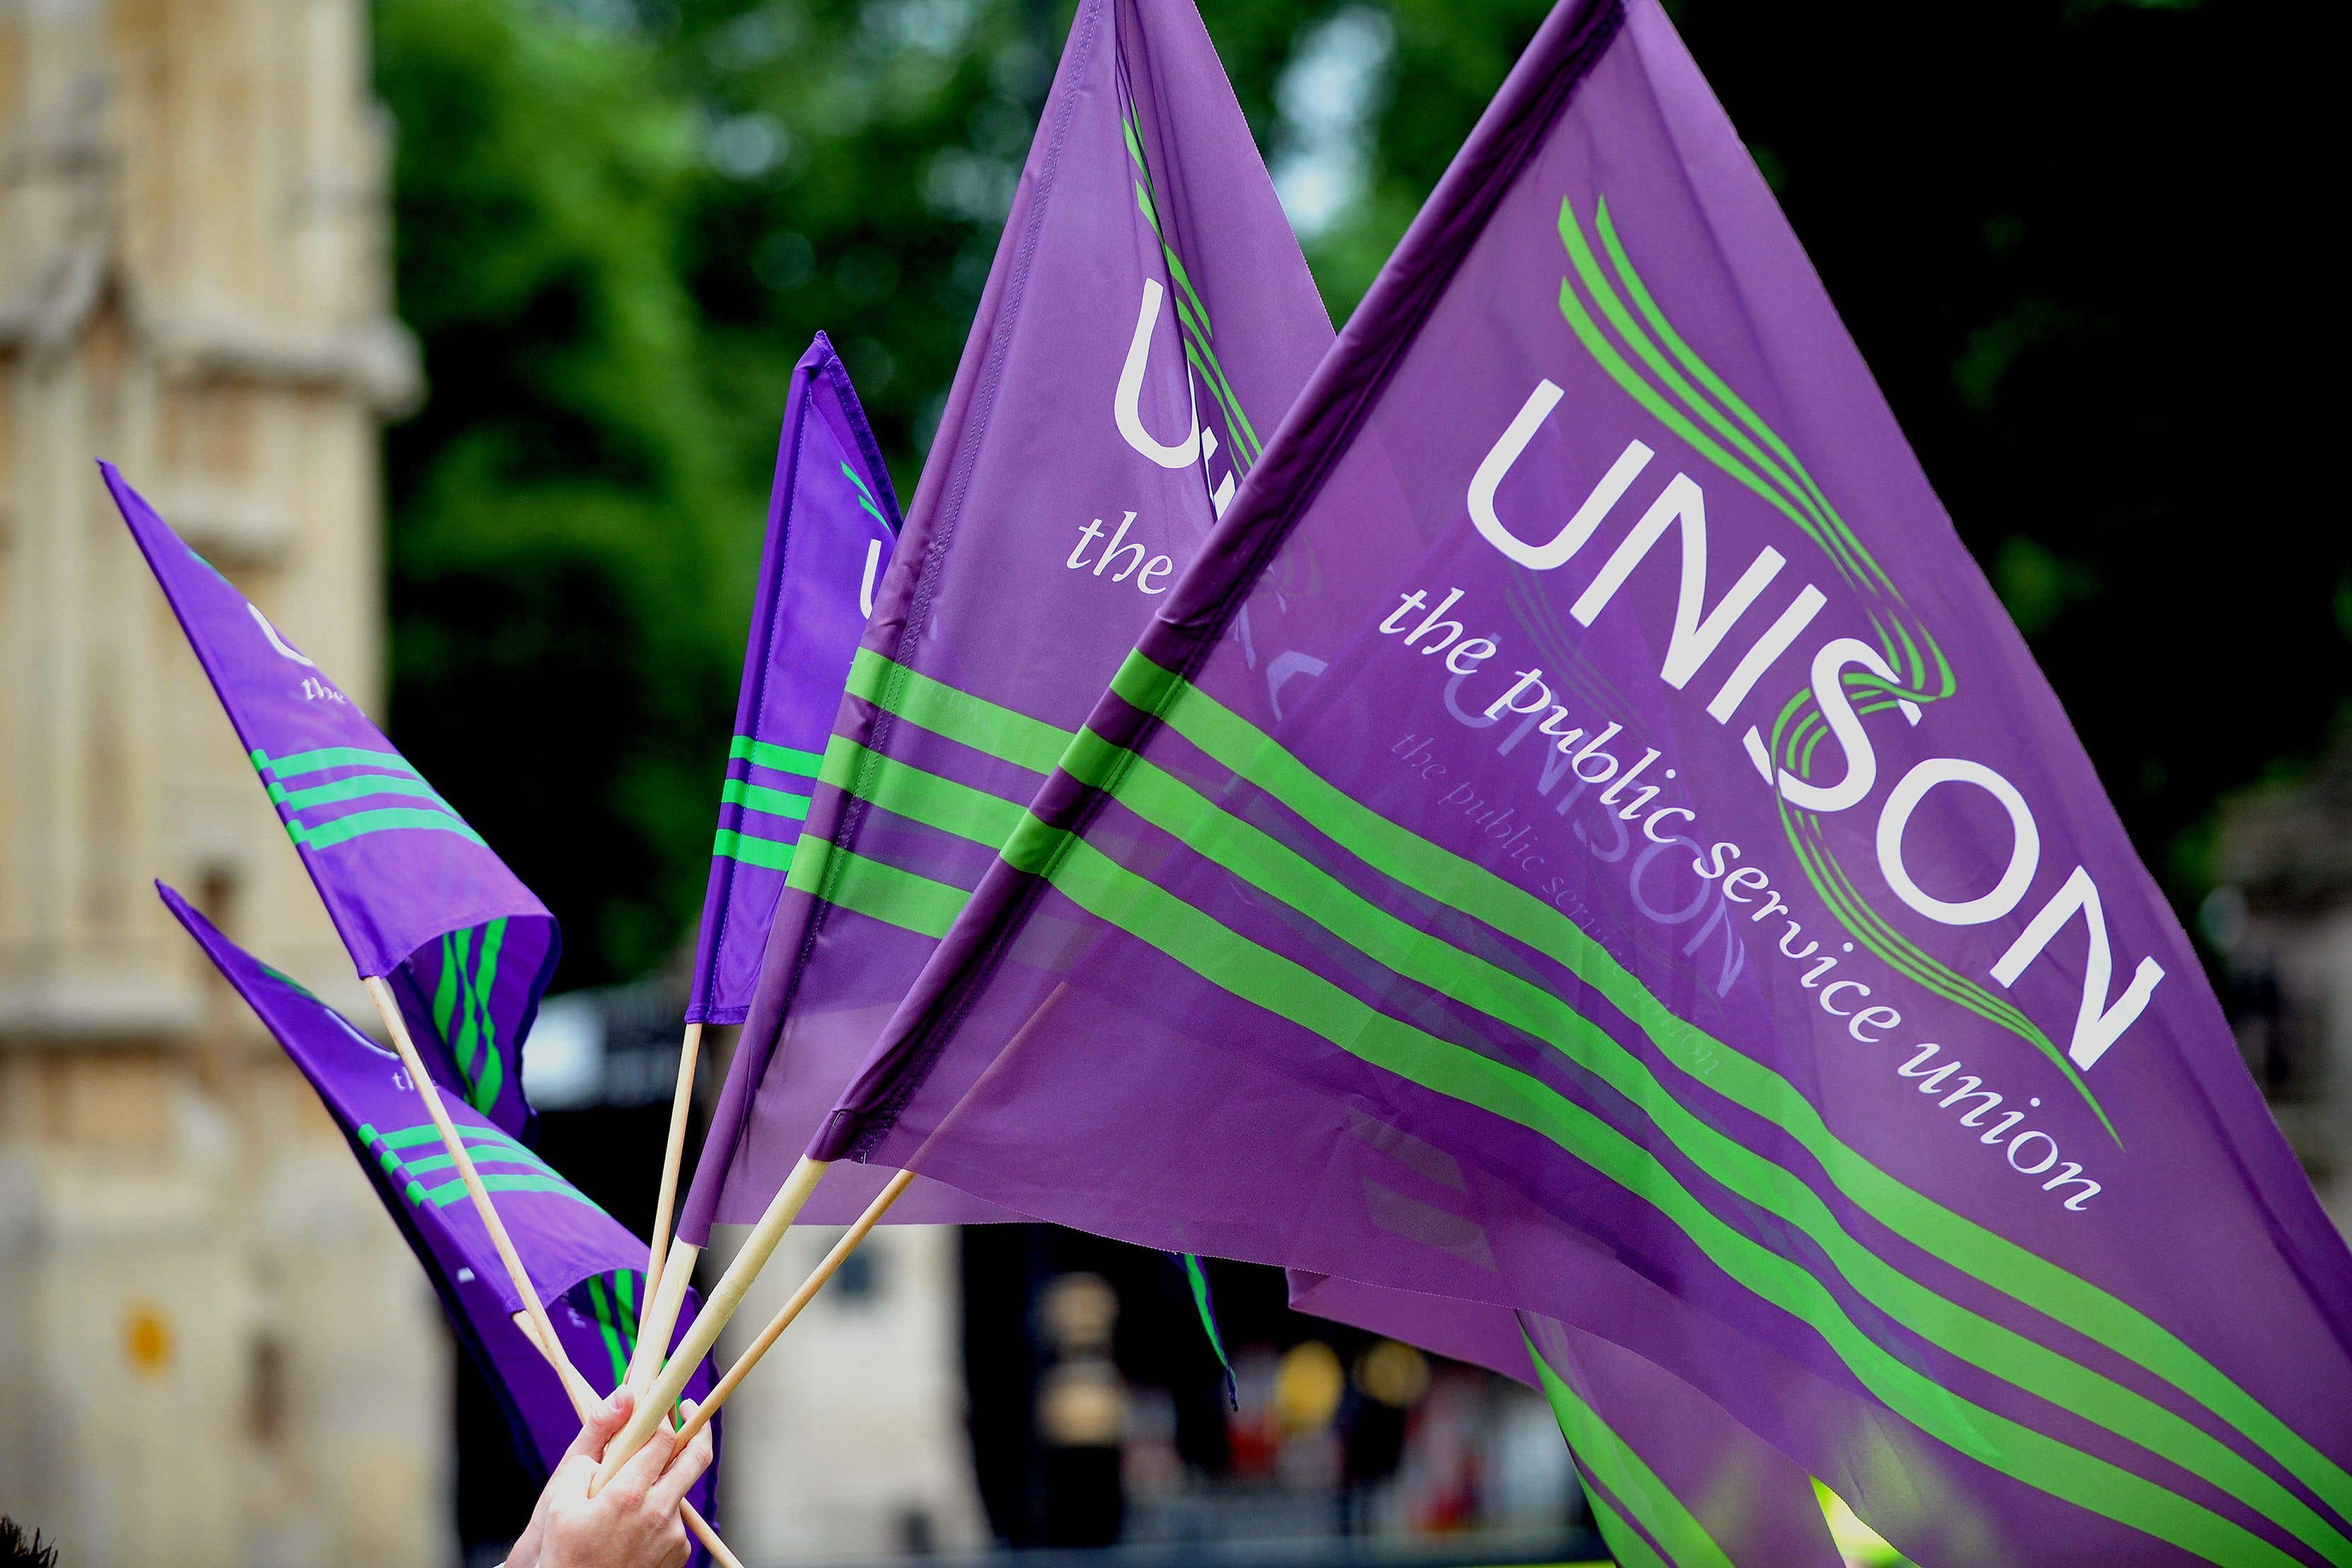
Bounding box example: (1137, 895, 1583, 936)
(381, 0, 743, 980)
(379, 0, 2343, 984)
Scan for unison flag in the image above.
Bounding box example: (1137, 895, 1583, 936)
(159, 884, 721, 1545)
(110, 466, 557, 1138)
(1290, 1272, 1843, 1567)
(801, 1, 2352, 1560)
(688, 333, 902, 1025)
(679, 0, 1332, 1234)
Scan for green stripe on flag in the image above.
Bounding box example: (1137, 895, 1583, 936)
(1180, 1254, 1234, 1399)
(822, 739, 1029, 849)
(1096, 655, 2352, 1534)
(802, 632, 2346, 1554)
(253, 745, 419, 780)
(713, 827, 797, 872)
(359, 1124, 602, 1215)
(398, 1146, 553, 1180)
(722, 778, 813, 819)
(369, 1122, 526, 1154)
(1526, 1328, 1734, 1568)
(1018, 828, 2288, 1563)
(268, 773, 450, 813)
(468, 918, 507, 1114)
(1582, 1489, 1672, 1568)
(832, 651, 2352, 1557)
(613, 1269, 640, 1345)
(586, 1274, 631, 1390)
(844, 647, 1068, 774)
(446, 927, 482, 1082)
(784, 836, 967, 940)
(413, 1172, 602, 1211)
(432, 935, 462, 1061)
(840, 461, 888, 525)
(1047, 727, 2342, 1558)
(731, 736, 826, 777)
(291, 808, 484, 852)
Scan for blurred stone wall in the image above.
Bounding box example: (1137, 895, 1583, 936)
(1, 2, 443, 1562)
(708, 1218, 986, 1561)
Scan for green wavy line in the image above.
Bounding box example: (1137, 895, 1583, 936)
(1555, 202, 2116, 1132)
(1570, 197, 1952, 703)
(1563, 200, 1869, 596)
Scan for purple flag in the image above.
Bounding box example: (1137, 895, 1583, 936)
(108, 465, 557, 1139)
(159, 884, 720, 1548)
(688, 334, 902, 1025)
(1290, 1272, 1843, 1567)
(799, 1, 2352, 1561)
(679, 0, 1332, 1235)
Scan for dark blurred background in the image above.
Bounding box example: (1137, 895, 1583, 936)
(380, 0, 2341, 995)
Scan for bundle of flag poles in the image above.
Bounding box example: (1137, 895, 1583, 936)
(110, 0, 2352, 1563)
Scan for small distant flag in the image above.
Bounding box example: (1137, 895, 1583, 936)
(687, 333, 901, 1026)
(108, 466, 558, 1139)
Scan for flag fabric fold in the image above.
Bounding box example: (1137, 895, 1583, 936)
(788, 0, 2352, 1560)
(1523, 1315, 1847, 1568)
(678, 0, 1334, 1235)
(1289, 1272, 1845, 1567)
(109, 465, 558, 1139)
(160, 883, 720, 1552)
(688, 333, 904, 1026)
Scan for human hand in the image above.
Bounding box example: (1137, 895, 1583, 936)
(505, 1390, 716, 1568)
(500, 1390, 633, 1568)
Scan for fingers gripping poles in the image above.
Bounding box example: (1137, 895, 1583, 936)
(511, 1313, 742, 1568)
(362, 976, 744, 1564)
(596, 1155, 832, 1491)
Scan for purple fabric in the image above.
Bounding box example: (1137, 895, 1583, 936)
(688, 334, 902, 1025)
(108, 464, 557, 1140)
(678, 0, 1332, 1237)
(160, 884, 720, 1551)
(1290, 1272, 1842, 1565)
(800, 1, 2352, 1561)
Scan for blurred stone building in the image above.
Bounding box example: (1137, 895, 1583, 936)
(0, 2, 437, 1562)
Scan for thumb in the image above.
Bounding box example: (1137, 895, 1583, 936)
(565, 1388, 635, 1465)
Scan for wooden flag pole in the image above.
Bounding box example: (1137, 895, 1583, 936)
(653, 986, 1073, 1446)
(594, 1153, 831, 1492)
(363, 976, 567, 1374)
(671, 1168, 914, 1448)
(625, 1019, 704, 1396)
(511, 1311, 743, 1568)
(645, 1022, 703, 1293)
(623, 1237, 698, 1400)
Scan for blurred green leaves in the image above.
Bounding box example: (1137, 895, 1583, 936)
(381, 0, 746, 982)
